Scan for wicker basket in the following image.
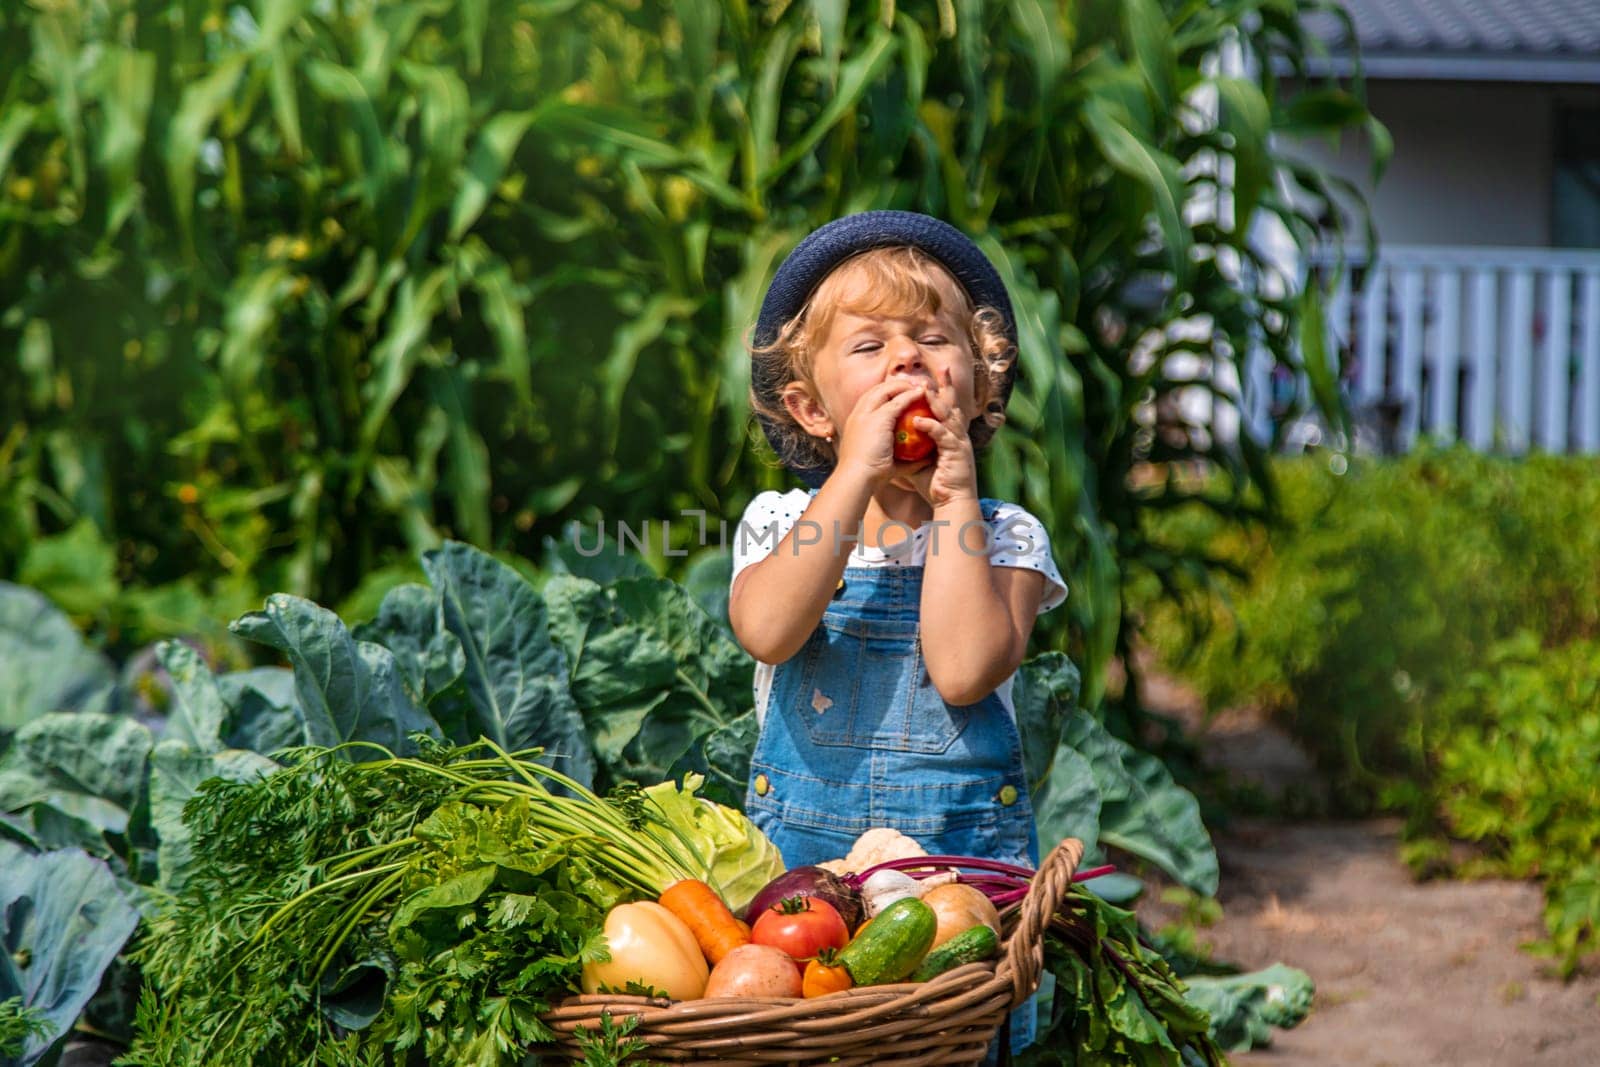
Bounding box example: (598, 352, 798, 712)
(536, 836, 1085, 1066)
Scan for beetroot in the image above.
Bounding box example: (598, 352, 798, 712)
(739, 866, 864, 930)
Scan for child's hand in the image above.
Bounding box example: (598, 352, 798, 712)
(832, 378, 940, 487)
(891, 368, 978, 509)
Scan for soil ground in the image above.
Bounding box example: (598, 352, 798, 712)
(1131, 665, 1600, 1066)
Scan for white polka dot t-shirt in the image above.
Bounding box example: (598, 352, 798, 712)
(728, 488, 1068, 728)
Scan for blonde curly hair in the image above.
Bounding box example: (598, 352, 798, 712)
(746, 245, 1017, 478)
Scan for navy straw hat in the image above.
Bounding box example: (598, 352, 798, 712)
(751, 210, 1019, 488)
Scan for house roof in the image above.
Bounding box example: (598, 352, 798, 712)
(1303, 0, 1600, 83)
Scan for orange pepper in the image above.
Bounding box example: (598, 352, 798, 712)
(802, 954, 854, 998)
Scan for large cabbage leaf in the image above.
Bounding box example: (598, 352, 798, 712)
(0, 583, 115, 734)
(230, 593, 441, 757)
(1015, 653, 1218, 897)
(0, 713, 153, 837)
(422, 542, 596, 786)
(156, 642, 306, 759)
(541, 566, 755, 805)
(0, 842, 141, 1066)
(1181, 963, 1315, 1052)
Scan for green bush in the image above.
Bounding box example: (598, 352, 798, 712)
(1396, 633, 1600, 977)
(1137, 446, 1600, 974)
(1136, 446, 1600, 808)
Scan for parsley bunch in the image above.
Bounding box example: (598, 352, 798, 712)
(123, 737, 705, 1066)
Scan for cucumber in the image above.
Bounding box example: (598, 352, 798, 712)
(909, 922, 1000, 981)
(837, 897, 936, 985)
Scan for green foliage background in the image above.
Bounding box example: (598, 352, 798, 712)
(1135, 447, 1600, 974)
(1, 0, 1376, 711)
(1402, 634, 1600, 977)
(1135, 449, 1600, 799)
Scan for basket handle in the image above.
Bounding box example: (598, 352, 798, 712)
(1000, 836, 1084, 1007)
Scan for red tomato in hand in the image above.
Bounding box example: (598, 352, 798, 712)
(750, 896, 850, 969)
(893, 398, 937, 462)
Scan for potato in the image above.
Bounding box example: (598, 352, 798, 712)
(702, 943, 804, 998)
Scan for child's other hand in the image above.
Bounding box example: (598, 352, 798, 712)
(890, 368, 978, 509)
(832, 378, 939, 487)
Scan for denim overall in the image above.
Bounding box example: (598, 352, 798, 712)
(743, 491, 1041, 1058)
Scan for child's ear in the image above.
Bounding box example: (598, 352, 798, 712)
(780, 381, 835, 441)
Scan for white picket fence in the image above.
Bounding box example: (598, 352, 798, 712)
(1302, 245, 1600, 454)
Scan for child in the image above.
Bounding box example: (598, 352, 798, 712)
(727, 211, 1068, 1057)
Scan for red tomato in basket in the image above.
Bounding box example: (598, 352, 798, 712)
(750, 895, 849, 969)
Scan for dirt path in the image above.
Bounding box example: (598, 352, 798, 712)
(1131, 666, 1600, 1066)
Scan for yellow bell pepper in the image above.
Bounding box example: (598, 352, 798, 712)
(581, 901, 709, 1001)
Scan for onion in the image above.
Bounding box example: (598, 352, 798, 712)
(740, 866, 864, 930)
(920, 882, 1001, 949)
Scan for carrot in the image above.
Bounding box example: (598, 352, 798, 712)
(802, 952, 853, 998)
(658, 879, 749, 966)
